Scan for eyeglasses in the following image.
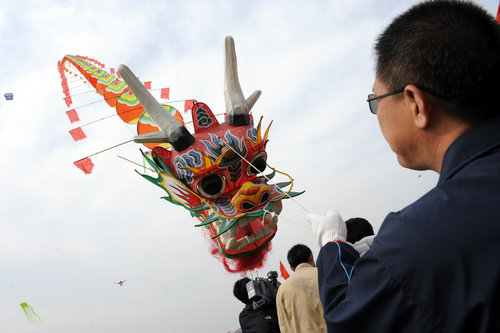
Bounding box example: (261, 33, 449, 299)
(367, 85, 449, 114)
(367, 88, 404, 114)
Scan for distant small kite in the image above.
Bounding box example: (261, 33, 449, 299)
(19, 302, 42, 326)
(4, 93, 13, 100)
(114, 280, 127, 286)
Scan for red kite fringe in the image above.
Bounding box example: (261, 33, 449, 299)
(74, 157, 94, 174)
(69, 127, 87, 141)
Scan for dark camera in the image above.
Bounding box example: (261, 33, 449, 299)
(245, 270, 280, 303)
(267, 270, 278, 280)
(267, 270, 279, 289)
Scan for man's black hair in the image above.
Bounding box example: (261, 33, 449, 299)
(345, 217, 375, 243)
(233, 277, 251, 305)
(375, 0, 500, 122)
(287, 244, 312, 269)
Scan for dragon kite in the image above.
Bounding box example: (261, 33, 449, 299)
(59, 37, 303, 273)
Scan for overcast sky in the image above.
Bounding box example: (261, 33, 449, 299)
(1, 0, 498, 332)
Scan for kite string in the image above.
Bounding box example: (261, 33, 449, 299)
(216, 138, 310, 214)
(263, 209, 310, 229)
(83, 140, 134, 159)
(63, 87, 169, 99)
(118, 155, 154, 172)
(64, 93, 194, 111)
(75, 119, 311, 228)
(116, 153, 309, 228)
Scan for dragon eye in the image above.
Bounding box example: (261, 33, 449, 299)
(198, 174, 226, 199)
(247, 154, 267, 176)
(152, 156, 164, 169)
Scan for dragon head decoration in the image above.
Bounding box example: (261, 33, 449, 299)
(64, 36, 303, 273)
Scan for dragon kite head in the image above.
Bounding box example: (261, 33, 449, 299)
(117, 37, 303, 272)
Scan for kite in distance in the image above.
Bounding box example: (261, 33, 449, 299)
(19, 302, 42, 326)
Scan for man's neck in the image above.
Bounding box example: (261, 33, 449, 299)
(430, 119, 472, 173)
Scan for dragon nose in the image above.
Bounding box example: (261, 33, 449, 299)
(231, 182, 271, 212)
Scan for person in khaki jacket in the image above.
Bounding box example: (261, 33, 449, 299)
(276, 244, 326, 333)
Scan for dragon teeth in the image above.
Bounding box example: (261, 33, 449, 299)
(214, 220, 222, 233)
(262, 226, 271, 235)
(235, 226, 274, 250)
(221, 201, 283, 251)
(228, 224, 239, 236)
(220, 232, 233, 245)
(238, 218, 250, 228)
(226, 237, 237, 250)
(254, 228, 265, 240)
(270, 215, 278, 227)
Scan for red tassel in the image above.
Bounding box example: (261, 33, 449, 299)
(184, 99, 195, 113)
(144, 81, 152, 89)
(116, 71, 122, 79)
(69, 127, 87, 141)
(66, 109, 80, 124)
(74, 157, 94, 174)
(280, 261, 290, 280)
(110, 68, 115, 74)
(160, 87, 170, 99)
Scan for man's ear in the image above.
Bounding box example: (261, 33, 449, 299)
(404, 84, 432, 129)
(308, 253, 316, 267)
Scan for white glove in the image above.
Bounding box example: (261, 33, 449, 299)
(306, 209, 347, 247)
(350, 235, 375, 257)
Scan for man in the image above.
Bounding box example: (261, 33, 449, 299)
(307, 1, 500, 332)
(345, 217, 374, 244)
(345, 217, 375, 256)
(276, 244, 326, 333)
(233, 277, 280, 333)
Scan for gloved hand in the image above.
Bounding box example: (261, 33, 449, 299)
(350, 235, 375, 257)
(306, 209, 347, 248)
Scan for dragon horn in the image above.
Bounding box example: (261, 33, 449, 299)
(224, 36, 261, 126)
(118, 64, 195, 151)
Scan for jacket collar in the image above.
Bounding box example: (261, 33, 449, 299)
(294, 262, 314, 272)
(438, 116, 500, 185)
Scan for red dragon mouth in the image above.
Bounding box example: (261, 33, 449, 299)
(209, 200, 282, 258)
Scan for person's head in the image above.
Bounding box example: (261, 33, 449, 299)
(345, 217, 374, 243)
(375, 0, 500, 122)
(287, 244, 314, 271)
(233, 277, 251, 305)
(371, 1, 500, 171)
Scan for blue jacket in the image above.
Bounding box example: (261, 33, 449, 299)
(317, 116, 500, 332)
